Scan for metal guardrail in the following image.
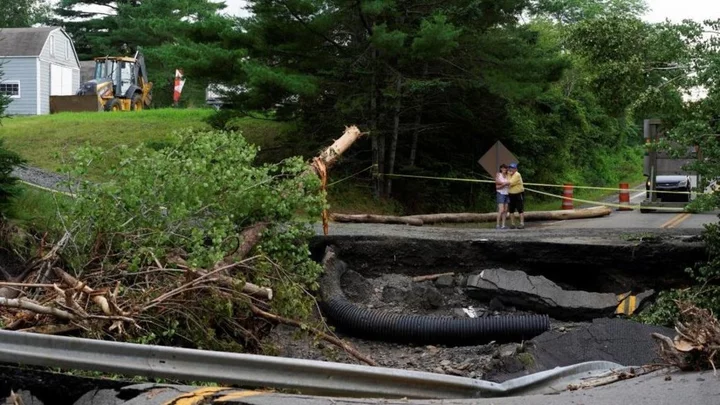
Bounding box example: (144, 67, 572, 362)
(0, 329, 627, 399)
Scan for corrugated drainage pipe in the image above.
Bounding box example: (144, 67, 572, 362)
(319, 247, 550, 346)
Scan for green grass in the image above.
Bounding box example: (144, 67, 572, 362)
(327, 183, 403, 216)
(0, 108, 298, 177)
(6, 184, 71, 232)
(0, 109, 213, 172)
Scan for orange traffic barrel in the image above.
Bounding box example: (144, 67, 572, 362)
(561, 184, 574, 210)
(618, 183, 632, 211)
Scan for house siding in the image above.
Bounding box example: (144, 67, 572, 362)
(39, 30, 80, 69)
(0, 58, 38, 115)
(0, 28, 80, 115)
(38, 60, 50, 114)
(38, 29, 81, 114)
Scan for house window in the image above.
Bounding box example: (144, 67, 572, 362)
(0, 82, 20, 98)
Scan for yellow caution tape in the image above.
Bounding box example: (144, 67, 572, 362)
(19, 180, 75, 198)
(384, 173, 703, 195)
(524, 187, 690, 212)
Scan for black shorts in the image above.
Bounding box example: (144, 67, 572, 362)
(509, 192, 524, 214)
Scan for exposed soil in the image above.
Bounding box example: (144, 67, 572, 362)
(267, 269, 580, 380)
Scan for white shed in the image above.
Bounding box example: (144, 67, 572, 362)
(0, 27, 81, 115)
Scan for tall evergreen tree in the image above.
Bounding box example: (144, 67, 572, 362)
(52, 0, 236, 106)
(0, 0, 51, 28)
(0, 67, 9, 121)
(228, 0, 569, 200)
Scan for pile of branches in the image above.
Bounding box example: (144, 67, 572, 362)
(0, 126, 378, 365)
(652, 301, 720, 373)
(0, 227, 272, 339)
(0, 226, 376, 366)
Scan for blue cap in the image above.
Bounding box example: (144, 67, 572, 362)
(508, 163, 518, 169)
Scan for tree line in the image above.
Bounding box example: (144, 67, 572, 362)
(3, 0, 720, 212)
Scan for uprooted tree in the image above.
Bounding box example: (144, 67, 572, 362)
(0, 126, 372, 362)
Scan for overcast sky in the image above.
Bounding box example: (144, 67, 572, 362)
(643, 0, 720, 23)
(216, 0, 720, 22)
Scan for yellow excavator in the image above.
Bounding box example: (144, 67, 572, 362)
(50, 51, 153, 113)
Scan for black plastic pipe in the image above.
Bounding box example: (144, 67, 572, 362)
(319, 247, 550, 345)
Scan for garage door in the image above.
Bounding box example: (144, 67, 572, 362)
(50, 64, 74, 95)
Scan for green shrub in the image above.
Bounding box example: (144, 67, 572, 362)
(206, 109, 244, 130)
(639, 221, 720, 326)
(58, 128, 326, 350)
(0, 138, 27, 214)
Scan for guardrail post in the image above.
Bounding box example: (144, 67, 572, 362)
(561, 184, 574, 210)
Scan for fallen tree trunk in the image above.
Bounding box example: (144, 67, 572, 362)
(314, 126, 364, 171)
(0, 297, 76, 320)
(404, 206, 612, 225)
(311, 126, 365, 236)
(330, 214, 423, 226)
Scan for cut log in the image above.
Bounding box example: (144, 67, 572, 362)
(53, 268, 112, 315)
(330, 213, 423, 226)
(0, 297, 76, 320)
(405, 206, 612, 225)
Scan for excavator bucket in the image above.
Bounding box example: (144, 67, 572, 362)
(49, 95, 102, 114)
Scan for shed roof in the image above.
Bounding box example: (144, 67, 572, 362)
(0, 27, 59, 57)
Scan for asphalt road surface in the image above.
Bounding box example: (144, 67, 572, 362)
(539, 186, 719, 230)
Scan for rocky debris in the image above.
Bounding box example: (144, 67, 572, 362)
(465, 269, 654, 321)
(267, 324, 494, 378)
(340, 270, 374, 304)
(408, 283, 444, 309)
(73, 388, 123, 405)
(435, 275, 455, 288)
(342, 272, 471, 315)
(496, 343, 520, 359)
(486, 318, 676, 382)
(12, 165, 77, 194)
(3, 390, 43, 405)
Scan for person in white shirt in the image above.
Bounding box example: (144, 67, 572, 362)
(495, 164, 510, 229)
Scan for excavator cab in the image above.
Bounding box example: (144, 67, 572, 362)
(50, 51, 153, 113)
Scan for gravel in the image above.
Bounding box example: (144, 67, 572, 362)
(12, 165, 78, 194)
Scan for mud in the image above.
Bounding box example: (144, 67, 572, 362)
(288, 231, 700, 379)
(310, 230, 704, 293)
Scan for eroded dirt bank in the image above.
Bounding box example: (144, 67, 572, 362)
(265, 228, 703, 380)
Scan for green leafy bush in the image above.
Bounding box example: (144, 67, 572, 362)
(639, 221, 720, 326)
(0, 138, 27, 214)
(58, 128, 326, 349)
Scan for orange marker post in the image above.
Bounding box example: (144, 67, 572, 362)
(561, 184, 574, 210)
(618, 183, 632, 211)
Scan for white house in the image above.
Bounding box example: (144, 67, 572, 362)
(0, 27, 81, 115)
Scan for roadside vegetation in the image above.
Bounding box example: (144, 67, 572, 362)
(0, 0, 719, 364)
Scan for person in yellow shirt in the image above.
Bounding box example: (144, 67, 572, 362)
(507, 162, 524, 229)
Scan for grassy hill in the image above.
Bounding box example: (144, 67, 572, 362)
(0, 108, 399, 218)
(0, 109, 297, 173)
